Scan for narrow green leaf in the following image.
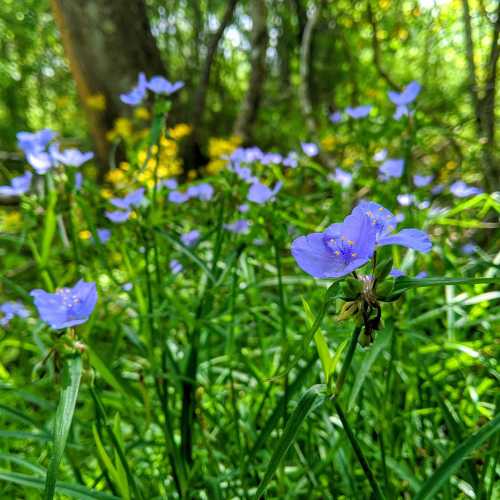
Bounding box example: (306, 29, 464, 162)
(414, 413, 500, 500)
(393, 276, 499, 293)
(0, 470, 120, 499)
(44, 355, 82, 500)
(256, 384, 327, 497)
(348, 326, 392, 412)
(302, 297, 332, 382)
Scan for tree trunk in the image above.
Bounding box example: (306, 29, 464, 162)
(51, 0, 166, 169)
(299, 4, 334, 169)
(233, 0, 268, 144)
(181, 0, 238, 172)
(461, 0, 499, 191)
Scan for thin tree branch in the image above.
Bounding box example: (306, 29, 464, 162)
(366, 0, 400, 91)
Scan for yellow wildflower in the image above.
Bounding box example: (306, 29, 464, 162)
(79, 230, 92, 240)
(134, 107, 150, 121)
(169, 123, 192, 140)
(86, 93, 106, 111)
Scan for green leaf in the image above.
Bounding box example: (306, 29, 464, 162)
(302, 297, 332, 382)
(44, 355, 82, 500)
(0, 470, 120, 499)
(256, 384, 327, 497)
(348, 326, 393, 412)
(393, 276, 499, 294)
(414, 413, 500, 500)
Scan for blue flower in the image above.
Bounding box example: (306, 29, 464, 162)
(30, 280, 97, 329)
(160, 178, 178, 190)
(301, 142, 319, 157)
(449, 181, 483, 198)
(110, 188, 145, 210)
(238, 203, 249, 213)
(461, 243, 477, 255)
(431, 184, 444, 195)
(247, 180, 282, 204)
(224, 219, 250, 234)
(17, 129, 55, 156)
(389, 268, 405, 278)
(345, 105, 372, 119)
(96, 228, 111, 244)
(233, 164, 257, 183)
(146, 76, 184, 95)
(379, 158, 404, 180)
(260, 152, 283, 165)
(187, 183, 214, 201)
(291, 210, 376, 278)
(75, 172, 83, 190)
(414, 174, 434, 187)
(170, 259, 183, 274)
(105, 210, 131, 223)
(169, 190, 190, 204)
(388, 81, 421, 120)
(27, 151, 54, 174)
(120, 72, 148, 106)
(282, 151, 298, 168)
(416, 271, 428, 279)
(388, 81, 421, 106)
(373, 149, 388, 162)
(0, 171, 32, 196)
(353, 201, 432, 253)
(397, 193, 415, 206)
(329, 167, 352, 188)
(329, 111, 342, 123)
(181, 229, 200, 247)
(50, 143, 94, 167)
(0, 301, 29, 326)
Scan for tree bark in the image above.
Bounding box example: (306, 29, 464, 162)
(299, 4, 335, 168)
(51, 0, 166, 169)
(181, 0, 238, 171)
(461, 0, 499, 191)
(366, 0, 400, 91)
(233, 0, 268, 144)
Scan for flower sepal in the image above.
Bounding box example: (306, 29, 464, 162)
(374, 257, 393, 282)
(340, 277, 363, 301)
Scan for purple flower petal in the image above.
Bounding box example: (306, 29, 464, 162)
(30, 280, 97, 329)
(345, 105, 372, 119)
(105, 210, 131, 223)
(413, 174, 434, 187)
(301, 142, 319, 157)
(378, 228, 432, 253)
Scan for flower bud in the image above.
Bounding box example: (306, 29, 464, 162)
(337, 300, 360, 321)
(340, 278, 363, 300)
(375, 257, 393, 282)
(376, 277, 395, 299)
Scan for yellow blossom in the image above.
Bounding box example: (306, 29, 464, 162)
(321, 135, 336, 151)
(134, 107, 150, 121)
(208, 136, 241, 159)
(79, 230, 92, 240)
(100, 188, 113, 199)
(86, 93, 106, 111)
(1, 211, 22, 231)
(169, 123, 192, 140)
(206, 159, 227, 175)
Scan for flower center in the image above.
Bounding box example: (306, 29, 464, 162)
(325, 235, 358, 263)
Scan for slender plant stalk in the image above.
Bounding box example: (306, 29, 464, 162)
(333, 398, 386, 500)
(335, 324, 362, 395)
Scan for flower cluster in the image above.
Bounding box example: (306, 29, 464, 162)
(30, 280, 97, 330)
(291, 201, 431, 279)
(120, 72, 184, 106)
(16, 129, 93, 174)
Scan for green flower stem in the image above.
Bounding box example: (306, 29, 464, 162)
(335, 324, 362, 395)
(333, 398, 386, 500)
